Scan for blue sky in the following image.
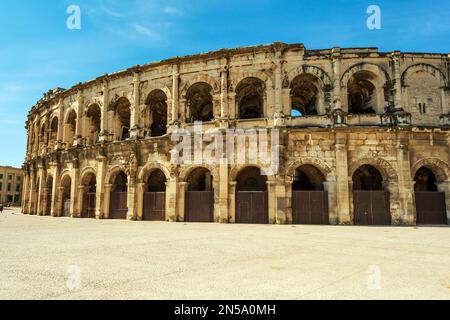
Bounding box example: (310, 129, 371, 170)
(1, 0, 449, 167)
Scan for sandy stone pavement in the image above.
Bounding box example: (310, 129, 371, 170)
(0, 208, 449, 300)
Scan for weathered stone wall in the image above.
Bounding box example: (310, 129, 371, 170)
(22, 43, 450, 225)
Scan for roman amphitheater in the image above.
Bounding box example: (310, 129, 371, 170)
(22, 42, 450, 226)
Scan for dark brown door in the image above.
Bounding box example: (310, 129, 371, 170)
(292, 191, 329, 224)
(415, 192, 447, 225)
(353, 191, 390, 225)
(82, 193, 96, 218)
(45, 192, 52, 216)
(143, 192, 166, 221)
(235, 191, 268, 224)
(109, 192, 128, 219)
(185, 191, 214, 222)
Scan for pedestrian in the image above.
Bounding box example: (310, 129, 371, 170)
(0, 203, 3, 214)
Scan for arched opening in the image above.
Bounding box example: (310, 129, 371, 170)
(143, 169, 167, 221)
(109, 171, 128, 219)
(414, 167, 447, 225)
(235, 166, 268, 224)
(49, 117, 58, 148)
(64, 110, 77, 146)
(145, 90, 168, 137)
(86, 104, 101, 145)
(347, 71, 379, 114)
(352, 165, 390, 225)
(112, 98, 131, 141)
(81, 172, 97, 219)
(290, 74, 320, 117)
(186, 82, 214, 123)
(44, 175, 53, 216)
(236, 77, 265, 119)
(185, 168, 214, 222)
(60, 175, 72, 217)
(291, 165, 329, 224)
(39, 123, 46, 150)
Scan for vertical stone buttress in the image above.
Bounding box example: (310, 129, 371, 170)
(130, 71, 141, 139)
(100, 80, 109, 142)
(335, 132, 351, 224)
(396, 131, 415, 225)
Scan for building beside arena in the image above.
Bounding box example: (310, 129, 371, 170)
(22, 43, 450, 225)
(0, 166, 23, 206)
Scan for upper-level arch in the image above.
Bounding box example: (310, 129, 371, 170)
(287, 64, 332, 88)
(401, 63, 447, 87)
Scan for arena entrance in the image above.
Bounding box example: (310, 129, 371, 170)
(109, 171, 128, 220)
(414, 167, 447, 225)
(60, 175, 72, 217)
(81, 172, 96, 219)
(235, 167, 268, 224)
(352, 165, 391, 225)
(185, 168, 214, 222)
(143, 169, 166, 221)
(291, 165, 329, 225)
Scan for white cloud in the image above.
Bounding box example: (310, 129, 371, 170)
(131, 23, 161, 41)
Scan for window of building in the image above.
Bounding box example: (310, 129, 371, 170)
(8, 175, 13, 180)
(0, 174, 3, 180)
(7, 183, 11, 192)
(0, 182, 2, 191)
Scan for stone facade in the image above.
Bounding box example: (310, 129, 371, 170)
(0, 166, 23, 205)
(22, 43, 450, 225)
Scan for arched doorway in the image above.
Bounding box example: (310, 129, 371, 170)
(290, 74, 321, 117)
(291, 165, 329, 224)
(86, 104, 101, 145)
(81, 172, 96, 218)
(414, 167, 447, 225)
(352, 165, 390, 225)
(109, 171, 128, 219)
(347, 71, 380, 114)
(60, 175, 72, 217)
(64, 110, 77, 146)
(111, 98, 131, 141)
(236, 77, 265, 119)
(185, 168, 214, 222)
(143, 169, 166, 221)
(145, 90, 168, 137)
(44, 175, 53, 216)
(235, 166, 268, 224)
(186, 82, 214, 123)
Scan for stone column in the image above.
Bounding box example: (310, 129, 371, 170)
(274, 176, 287, 224)
(36, 169, 45, 215)
(77, 185, 85, 218)
(335, 132, 351, 224)
(220, 65, 229, 121)
(391, 51, 403, 109)
(274, 52, 283, 116)
(218, 156, 229, 223)
(136, 181, 145, 221)
(99, 80, 109, 142)
(96, 156, 106, 219)
(103, 184, 112, 219)
(57, 186, 65, 216)
(267, 180, 277, 224)
(395, 135, 415, 225)
(170, 66, 179, 126)
(74, 91, 84, 146)
(130, 71, 141, 139)
(229, 181, 237, 223)
(69, 167, 80, 218)
(50, 165, 59, 217)
(127, 176, 136, 220)
(21, 171, 29, 214)
(56, 99, 64, 149)
(165, 176, 178, 222)
(28, 171, 35, 214)
(177, 182, 187, 222)
(332, 47, 342, 111)
(324, 175, 338, 224)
